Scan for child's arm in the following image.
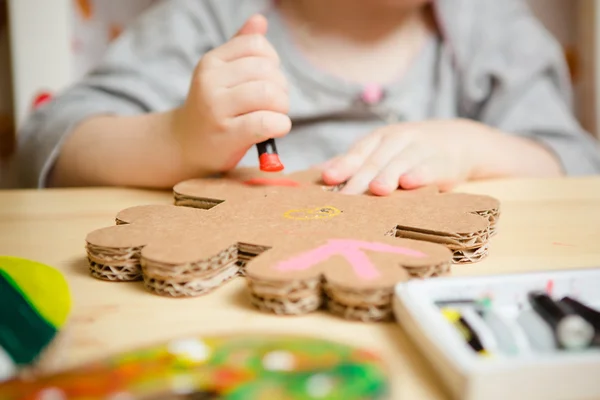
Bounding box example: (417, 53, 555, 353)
(323, 0, 600, 194)
(321, 119, 563, 195)
(454, 0, 600, 177)
(14, 3, 289, 189)
(15, 1, 196, 188)
(47, 111, 185, 188)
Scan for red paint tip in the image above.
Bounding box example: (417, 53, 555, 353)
(259, 153, 284, 172)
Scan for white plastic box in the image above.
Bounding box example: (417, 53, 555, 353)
(393, 269, 600, 400)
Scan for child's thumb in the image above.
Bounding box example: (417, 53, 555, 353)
(235, 14, 268, 37)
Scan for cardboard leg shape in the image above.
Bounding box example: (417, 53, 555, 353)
(85, 169, 500, 322)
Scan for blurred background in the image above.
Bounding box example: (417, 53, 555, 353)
(0, 0, 597, 187)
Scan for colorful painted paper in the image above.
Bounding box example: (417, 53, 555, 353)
(0, 257, 71, 382)
(0, 335, 390, 399)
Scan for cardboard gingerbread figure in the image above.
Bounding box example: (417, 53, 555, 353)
(85, 169, 500, 321)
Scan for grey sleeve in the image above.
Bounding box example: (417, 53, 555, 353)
(457, 0, 600, 175)
(13, 0, 215, 188)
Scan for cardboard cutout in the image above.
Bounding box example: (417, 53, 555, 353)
(86, 169, 500, 321)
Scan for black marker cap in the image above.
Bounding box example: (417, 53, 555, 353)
(560, 297, 600, 331)
(528, 291, 594, 350)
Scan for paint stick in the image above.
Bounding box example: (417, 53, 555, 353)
(516, 309, 557, 353)
(559, 297, 600, 346)
(528, 291, 594, 350)
(441, 307, 488, 355)
(256, 139, 284, 172)
(459, 307, 498, 354)
(479, 307, 530, 356)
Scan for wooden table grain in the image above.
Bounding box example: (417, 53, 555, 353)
(1, 176, 600, 399)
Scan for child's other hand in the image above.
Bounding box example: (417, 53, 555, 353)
(321, 119, 487, 195)
(174, 14, 291, 173)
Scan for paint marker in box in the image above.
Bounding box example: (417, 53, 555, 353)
(441, 308, 489, 356)
(516, 309, 557, 353)
(457, 307, 499, 354)
(528, 291, 594, 350)
(478, 307, 532, 355)
(559, 296, 600, 346)
(437, 299, 528, 355)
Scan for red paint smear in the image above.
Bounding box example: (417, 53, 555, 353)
(243, 178, 301, 187)
(552, 242, 576, 247)
(259, 153, 284, 172)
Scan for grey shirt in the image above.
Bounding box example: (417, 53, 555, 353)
(13, 0, 600, 188)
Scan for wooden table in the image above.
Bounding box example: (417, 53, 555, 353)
(1, 177, 600, 399)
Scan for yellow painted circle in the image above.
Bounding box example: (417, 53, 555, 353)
(283, 206, 342, 221)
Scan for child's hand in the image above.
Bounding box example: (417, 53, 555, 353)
(174, 14, 291, 173)
(321, 119, 489, 195)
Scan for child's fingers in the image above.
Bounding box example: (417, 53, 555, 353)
(234, 14, 269, 37)
(399, 159, 456, 192)
(216, 57, 288, 91)
(369, 144, 424, 196)
(399, 165, 432, 190)
(198, 14, 279, 72)
(229, 111, 291, 144)
(205, 34, 280, 66)
(219, 80, 289, 117)
(339, 134, 411, 194)
(316, 157, 341, 171)
(322, 135, 381, 185)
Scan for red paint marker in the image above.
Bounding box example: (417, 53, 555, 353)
(256, 139, 284, 172)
